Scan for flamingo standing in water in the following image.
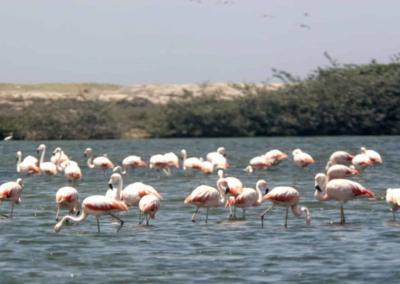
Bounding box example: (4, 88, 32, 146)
(264, 149, 288, 165)
(119, 155, 147, 174)
(84, 148, 114, 174)
(149, 153, 173, 176)
(0, 178, 24, 218)
(386, 188, 400, 220)
(51, 147, 70, 170)
(184, 179, 228, 223)
(352, 153, 373, 169)
(54, 194, 128, 233)
(37, 144, 57, 175)
(218, 170, 244, 218)
(314, 173, 374, 224)
(55, 186, 80, 221)
(360, 147, 383, 164)
(16, 151, 40, 174)
(226, 179, 267, 219)
(260, 184, 311, 228)
(63, 160, 82, 184)
(206, 147, 226, 161)
(326, 164, 360, 180)
(244, 155, 273, 173)
(181, 149, 203, 172)
(139, 194, 161, 225)
(325, 150, 354, 170)
(292, 148, 315, 168)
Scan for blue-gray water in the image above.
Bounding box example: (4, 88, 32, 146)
(0, 137, 399, 283)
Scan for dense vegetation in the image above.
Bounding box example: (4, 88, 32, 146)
(1, 61, 400, 140)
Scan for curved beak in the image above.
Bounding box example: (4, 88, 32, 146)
(108, 183, 113, 189)
(264, 188, 270, 194)
(315, 185, 322, 192)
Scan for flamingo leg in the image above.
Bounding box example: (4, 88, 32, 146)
(96, 216, 100, 232)
(205, 207, 209, 223)
(284, 207, 289, 228)
(242, 208, 246, 219)
(392, 206, 397, 221)
(56, 206, 60, 221)
(109, 213, 124, 232)
(340, 204, 345, 225)
(233, 206, 237, 219)
(138, 209, 142, 224)
(146, 215, 150, 226)
(260, 205, 274, 228)
(191, 207, 200, 222)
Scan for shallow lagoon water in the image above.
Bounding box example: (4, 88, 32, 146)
(0, 136, 399, 283)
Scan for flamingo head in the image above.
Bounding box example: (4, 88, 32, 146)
(180, 149, 187, 159)
(217, 147, 226, 156)
(16, 151, 22, 160)
(256, 179, 268, 192)
(217, 169, 224, 178)
(36, 144, 46, 153)
(16, 178, 23, 188)
(108, 173, 122, 189)
(84, 148, 92, 157)
(360, 146, 367, 153)
(292, 148, 302, 156)
(314, 173, 327, 192)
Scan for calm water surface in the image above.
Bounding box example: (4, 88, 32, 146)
(0, 137, 399, 283)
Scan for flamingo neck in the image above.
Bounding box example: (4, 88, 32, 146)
(86, 153, 95, 169)
(291, 205, 311, 224)
(255, 182, 263, 204)
(39, 147, 46, 166)
(16, 153, 22, 172)
(314, 176, 330, 201)
(216, 180, 227, 205)
(54, 210, 88, 232)
(114, 178, 123, 201)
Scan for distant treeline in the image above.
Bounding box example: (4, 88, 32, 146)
(1, 61, 400, 139)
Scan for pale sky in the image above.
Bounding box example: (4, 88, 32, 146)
(0, 0, 399, 84)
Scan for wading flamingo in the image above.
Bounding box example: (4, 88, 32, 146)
(55, 186, 80, 221)
(292, 148, 315, 168)
(184, 179, 228, 223)
(260, 184, 311, 228)
(51, 147, 70, 169)
(325, 151, 354, 170)
(245, 155, 273, 173)
(218, 169, 244, 218)
(386, 188, 400, 220)
(361, 147, 383, 164)
(264, 149, 288, 165)
(16, 151, 40, 174)
(352, 153, 373, 169)
(149, 154, 172, 176)
(164, 152, 180, 169)
(226, 179, 267, 219)
(326, 164, 360, 180)
(37, 144, 57, 175)
(54, 195, 128, 233)
(119, 155, 146, 174)
(0, 178, 24, 218)
(206, 147, 226, 161)
(63, 160, 82, 184)
(181, 149, 203, 172)
(314, 173, 374, 224)
(139, 194, 161, 225)
(84, 148, 114, 174)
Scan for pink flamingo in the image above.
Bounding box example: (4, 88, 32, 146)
(292, 148, 315, 167)
(55, 186, 80, 221)
(51, 147, 70, 168)
(326, 164, 360, 180)
(386, 188, 400, 220)
(63, 160, 82, 184)
(0, 178, 24, 218)
(264, 149, 288, 165)
(260, 184, 311, 228)
(245, 155, 273, 173)
(314, 173, 374, 224)
(325, 150, 354, 170)
(37, 144, 57, 175)
(149, 154, 173, 176)
(218, 169, 244, 218)
(181, 149, 203, 172)
(361, 147, 383, 164)
(119, 155, 147, 174)
(164, 152, 180, 169)
(226, 179, 267, 219)
(16, 151, 40, 174)
(184, 179, 228, 223)
(54, 195, 128, 233)
(84, 148, 114, 173)
(198, 159, 215, 174)
(352, 153, 373, 168)
(139, 194, 161, 225)
(206, 147, 226, 162)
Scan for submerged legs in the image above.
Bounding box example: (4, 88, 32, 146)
(340, 204, 346, 225)
(260, 205, 274, 228)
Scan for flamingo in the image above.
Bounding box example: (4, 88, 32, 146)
(361, 147, 383, 164)
(55, 186, 80, 221)
(139, 194, 161, 225)
(264, 149, 288, 165)
(149, 154, 171, 175)
(226, 180, 267, 219)
(199, 159, 215, 174)
(3, 133, 13, 141)
(181, 149, 203, 172)
(206, 147, 226, 162)
(326, 164, 360, 180)
(314, 173, 374, 224)
(164, 152, 180, 169)
(292, 148, 315, 168)
(51, 147, 70, 169)
(260, 184, 311, 228)
(210, 154, 229, 170)
(84, 148, 114, 173)
(325, 150, 354, 170)
(352, 153, 373, 169)
(184, 179, 228, 223)
(37, 144, 57, 175)
(244, 155, 273, 173)
(386, 188, 400, 220)
(119, 155, 147, 174)
(218, 169, 244, 218)
(63, 160, 82, 184)
(16, 151, 40, 174)
(54, 195, 128, 233)
(0, 178, 24, 218)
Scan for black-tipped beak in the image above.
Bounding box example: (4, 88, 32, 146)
(108, 183, 113, 189)
(265, 188, 270, 194)
(315, 185, 322, 192)
(36, 150, 39, 154)
(225, 187, 230, 194)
